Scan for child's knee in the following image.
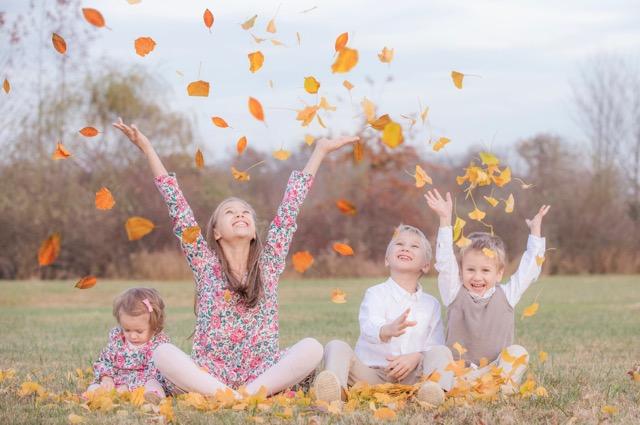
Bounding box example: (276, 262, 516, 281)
(324, 339, 351, 354)
(152, 342, 174, 366)
(505, 344, 529, 361)
(301, 337, 324, 364)
(426, 345, 454, 362)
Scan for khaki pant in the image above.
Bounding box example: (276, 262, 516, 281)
(462, 344, 529, 385)
(323, 340, 454, 391)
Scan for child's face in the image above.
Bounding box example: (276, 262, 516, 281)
(213, 200, 256, 242)
(461, 249, 504, 297)
(119, 312, 153, 346)
(385, 231, 430, 274)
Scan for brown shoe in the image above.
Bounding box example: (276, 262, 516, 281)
(313, 370, 343, 402)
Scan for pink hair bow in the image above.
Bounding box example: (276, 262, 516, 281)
(142, 298, 153, 313)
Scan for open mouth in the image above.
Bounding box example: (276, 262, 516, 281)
(469, 282, 486, 290)
(397, 254, 412, 261)
(233, 220, 249, 228)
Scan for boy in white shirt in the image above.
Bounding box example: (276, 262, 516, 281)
(313, 225, 454, 405)
(425, 189, 549, 389)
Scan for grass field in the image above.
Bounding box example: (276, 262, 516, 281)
(1, 275, 639, 424)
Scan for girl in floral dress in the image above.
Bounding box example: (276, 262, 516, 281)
(87, 287, 170, 403)
(113, 118, 358, 396)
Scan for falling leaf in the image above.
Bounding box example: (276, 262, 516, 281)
(304, 76, 320, 94)
(211, 116, 230, 128)
(420, 106, 429, 123)
(504, 193, 515, 213)
(319, 97, 336, 111)
(515, 177, 535, 189)
(241, 15, 258, 30)
(536, 255, 545, 266)
(95, 187, 115, 210)
(248, 97, 265, 121)
(134, 37, 156, 57)
(414, 165, 432, 188)
(521, 302, 539, 319)
(304, 134, 314, 146)
(343, 80, 354, 90)
(484, 196, 499, 207)
(79, 127, 99, 137)
(432, 137, 450, 152)
(354, 140, 364, 162)
(453, 217, 466, 241)
(195, 149, 204, 168)
(187, 80, 210, 97)
(373, 407, 397, 421)
(601, 405, 618, 415)
(82, 8, 106, 28)
(381, 121, 404, 148)
(452, 342, 467, 356)
(482, 248, 496, 258)
(296, 105, 319, 126)
(400, 114, 417, 129)
(334, 32, 348, 52)
(377, 47, 394, 63)
(479, 151, 500, 166)
(237, 136, 247, 155)
(331, 288, 347, 303)
(270, 39, 285, 46)
(231, 166, 250, 182)
(273, 149, 291, 161)
(182, 225, 201, 244)
(292, 251, 314, 273)
(75, 275, 97, 289)
(336, 199, 357, 215)
(203, 9, 214, 31)
(52, 33, 67, 54)
(468, 208, 486, 221)
(52, 142, 71, 160)
(369, 114, 391, 131)
(451, 71, 464, 89)
(248, 51, 264, 73)
(252, 34, 266, 43)
(538, 351, 548, 363)
(266, 19, 276, 33)
(333, 243, 354, 256)
(331, 47, 358, 73)
(38, 233, 61, 266)
(456, 234, 471, 248)
(127, 0, 141, 4)
(493, 167, 512, 187)
(316, 114, 326, 128)
(361, 97, 376, 122)
(2, 78, 9, 94)
(125, 217, 155, 241)
(67, 413, 85, 424)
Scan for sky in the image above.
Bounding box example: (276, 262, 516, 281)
(3, 0, 640, 161)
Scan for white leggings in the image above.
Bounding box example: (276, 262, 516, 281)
(153, 337, 323, 396)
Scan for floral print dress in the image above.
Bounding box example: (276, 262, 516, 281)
(154, 171, 313, 389)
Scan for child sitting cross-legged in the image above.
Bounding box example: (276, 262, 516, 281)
(313, 225, 454, 406)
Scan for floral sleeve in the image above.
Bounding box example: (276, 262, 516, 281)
(260, 171, 314, 288)
(154, 173, 221, 291)
(92, 327, 120, 383)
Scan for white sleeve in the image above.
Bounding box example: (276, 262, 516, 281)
(501, 235, 546, 307)
(359, 289, 387, 344)
(423, 301, 445, 350)
(435, 226, 462, 306)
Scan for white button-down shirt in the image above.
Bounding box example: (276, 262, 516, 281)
(354, 278, 445, 367)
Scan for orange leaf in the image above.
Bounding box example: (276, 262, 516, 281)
(75, 275, 97, 289)
(211, 116, 230, 128)
(304, 76, 320, 94)
(369, 114, 391, 131)
(52, 33, 67, 54)
(134, 37, 156, 57)
(292, 251, 314, 273)
(252, 34, 266, 44)
(266, 19, 276, 33)
(492, 167, 512, 187)
(79, 127, 99, 137)
(248, 51, 264, 73)
(38, 233, 61, 266)
(304, 135, 314, 146)
(432, 137, 450, 152)
(237, 136, 247, 155)
(187, 80, 210, 97)
(203, 9, 214, 31)
(353, 140, 364, 162)
(334, 32, 348, 52)
(241, 15, 258, 30)
(272, 149, 291, 161)
(336, 199, 357, 215)
(248, 97, 265, 121)
(125, 217, 155, 241)
(270, 39, 285, 46)
(82, 8, 106, 28)
(231, 166, 250, 182)
(52, 142, 71, 160)
(374, 407, 397, 421)
(333, 242, 354, 256)
(381, 121, 404, 148)
(182, 225, 201, 244)
(2, 78, 9, 94)
(195, 149, 205, 168)
(331, 47, 358, 73)
(343, 80, 354, 90)
(451, 71, 464, 89)
(95, 187, 115, 210)
(296, 105, 319, 127)
(377, 47, 394, 63)
(415, 165, 432, 188)
(331, 288, 347, 303)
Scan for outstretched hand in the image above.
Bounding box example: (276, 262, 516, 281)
(315, 135, 359, 155)
(525, 205, 550, 237)
(379, 308, 417, 343)
(425, 189, 453, 227)
(112, 117, 151, 152)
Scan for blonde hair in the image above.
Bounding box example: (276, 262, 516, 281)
(385, 224, 432, 263)
(459, 232, 507, 269)
(113, 287, 165, 333)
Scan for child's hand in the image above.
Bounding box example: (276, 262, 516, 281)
(100, 377, 115, 391)
(385, 352, 422, 381)
(424, 189, 453, 227)
(379, 308, 417, 343)
(315, 136, 359, 155)
(525, 205, 550, 237)
(112, 117, 151, 152)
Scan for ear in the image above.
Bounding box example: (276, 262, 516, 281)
(384, 255, 390, 268)
(421, 262, 430, 275)
(496, 266, 505, 282)
(213, 228, 222, 241)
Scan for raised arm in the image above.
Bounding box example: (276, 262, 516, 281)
(112, 118, 167, 178)
(425, 189, 462, 306)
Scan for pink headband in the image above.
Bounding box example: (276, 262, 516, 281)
(142, 298, 153, 313)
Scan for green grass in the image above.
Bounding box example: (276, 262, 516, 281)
(1, 275, 639, 424)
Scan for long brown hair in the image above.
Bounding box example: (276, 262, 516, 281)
(204, 197, 265, 308)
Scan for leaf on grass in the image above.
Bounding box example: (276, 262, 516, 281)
(538, 351, 548, 363)
(331, 288, 347, 303)
(373, 407, 396, 420)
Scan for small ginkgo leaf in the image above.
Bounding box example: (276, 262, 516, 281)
(125, 217, 155, 241)
(331, 47, 358, 73)
(456, 234, 471, 248)
(432, 137, 450, 152)
(248, 97, 265, 121)
(292, 251, 314, 273)
(38, 233, 61, 266)
(336, 199, 357, 215)
(482, 247, 496, 258)
(241, 14, 258, 30)
(500, 347, 516, 363)
(304, 134, 314, 146)
(52, 142, 71, 160)
(237, 136, 247, 155)
(333, 243, 354, 256)
(95, 187, 115, 210)
(361, 97, 376, 122)
(182, 225, 201, 244)
(493, 167, 512, 187)
(479, 357, 489, 368)
(369, 114, 391, 131)
(266, 18, 276, 33)
(484, 196, 499, 207)
(211, 117, 229, 128)
(479, 151, 500, 166)
(536, 255, 545, 266)
(270, 39, 285, 46)
(451, 71, 464, 89)
(134, 37, 156, 57)
(521, 302, 539, 319)
(304, 76, 320, 94)
(343, 80, 354, 90)
(538, 351, 548, 363)
(231, 166, 250, 182)
(373, 407, 396, 421)
(248, 51, 264, 73)
(452, 342, 467, 356)
(252, 34, 266, 43)
(377, 46, 394, 63)
(296, 105, 319, 127)
(504, 193, 515, 213)
(52, 33, 67, 54)
(195, 149, 204, 169)
(601, 406, 618, 415)
(331, 288, 347, 303)
(381, 121, 404, 148)
(203, 8, 214, 31)
(187, 80, 210, 97)
(414, 165, 432, 188)
(468, 208, 486, 221)
(2, 78, 9, 94)
(79, 127, 99, 137)
(75, 275, 97, 289)
(453, 217, 466, 241)
(272, 149, 291, 161)
(334, 32, 348, 52)
(82, 8, 106, 28)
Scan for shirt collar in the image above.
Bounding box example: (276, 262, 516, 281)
(385, 277, 423, 302)
(468, 285, 497, 300)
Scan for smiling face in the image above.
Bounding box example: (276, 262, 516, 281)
(119, 311, 153, 346)
(461, 249, 504, 297)
(385, 230, 430, 274)
(212, 199, 257, 242)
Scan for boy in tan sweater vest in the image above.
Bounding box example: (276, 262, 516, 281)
(425, 189, 549, 391)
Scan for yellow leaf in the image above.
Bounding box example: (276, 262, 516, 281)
(266, 18, 276, 33)
(241, 15, 258, 30)
(601, 405, 618, 415)
(95, 187, 116, 210)
(296, 105, 319, 126)
(331, 47, 358, 73)
(536, 255, 545, 266)
(373, 407, 397, 420)
(195, 149, 204, 169)
(479, 151, 500, 166)
(273, 149, 291, 161)
(456, 234, 471, 248)
(319, 96, 336, 111)
(468, 207, 486, 221)
(19, 381, 45, 397)
(381, 121, 404, 148)
(536, 386, 548, 397)
(432, 137, 450, 152)
(453, 217, 466, 241)
(504, 193, 515, 213)
(451, 71, 464, 89)
(482, 247, 496, 258)
(231, 166, 250, 182)
(304, 134, 314, 146)
(493, 167, 512, 187)
(335, 32, 349, 52)
(484, 196, 499, 207)
(248, 51, 264, 73)
(129, 387, 145, 407)
(343, 80, 354, 90)
(331, 288, 347, 304)
(369, 114, 391, 131)
(500, 347, 516, 364)
(187, 80, 210, 97)
(223, 289, 232, 302)
(452, 342, 467, 356)
(414, 165, 432, 188)
(125, 217, 155, 241)
(538, 351, 548, 363)
(68, 413, 85, 424)
(0, 369, 16, 383)
(521, 302, 539, 319)
(377, 47, 394, 63)
(159, 398, 175, 422)
(182, 225, 201, 244)
(304, 76, 320, 94)
(361, 97, 376, 122)
(631, 371, 640, 382)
